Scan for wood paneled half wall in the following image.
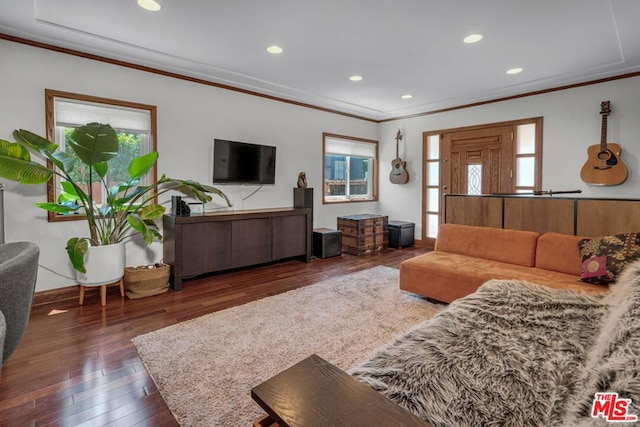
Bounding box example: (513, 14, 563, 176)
(444, 194, 640, 237)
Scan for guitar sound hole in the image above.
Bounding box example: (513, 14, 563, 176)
(597, 151, 611, 160)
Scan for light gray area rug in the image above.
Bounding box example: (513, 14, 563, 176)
(132, 266, 443, 426)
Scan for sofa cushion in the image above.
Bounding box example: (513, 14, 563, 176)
(400, 251, 608, 303)
(434, 223, 539, 267)
(578, 232, 640, 284)
(535, 232, 585, 276)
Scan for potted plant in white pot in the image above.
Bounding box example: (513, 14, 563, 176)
(0, 122, 230, 287)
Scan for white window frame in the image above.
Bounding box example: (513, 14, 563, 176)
(322, 133, 378, 204)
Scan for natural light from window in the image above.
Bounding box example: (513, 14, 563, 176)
(323, 133, 378, 203)
(45, 90, 156, 222)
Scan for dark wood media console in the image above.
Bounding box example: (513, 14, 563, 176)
(163, 208, 312, 290)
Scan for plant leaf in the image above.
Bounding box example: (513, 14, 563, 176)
(65, 237, 89, 273)
(94, 161, 108, 178)
(68, 123, 119, 166)
(13, 129, 58, 160)
(51, 151, 76, 172)
(60, 181, 81, 198)
(127, 214, 155, 244)
(108, 180, 140, 198)
(0, 139, 31, 161)
(0, 152, 54, 184)
(138, 203, 165, 220)
(57, 192, 79, 203)
(34, 202, 80, 214)
(128, 152, 158, 179)
(160, 177, 231, 206)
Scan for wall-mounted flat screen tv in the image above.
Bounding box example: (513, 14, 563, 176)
(213, 139, 276, 184)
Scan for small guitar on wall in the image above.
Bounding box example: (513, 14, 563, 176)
(390, 129, 409, 184)
(580, 100, 628, 186)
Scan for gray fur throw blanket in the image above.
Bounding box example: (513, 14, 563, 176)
(351, 260, 640, 426)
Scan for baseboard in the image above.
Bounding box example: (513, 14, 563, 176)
(32, 285, 79, 307)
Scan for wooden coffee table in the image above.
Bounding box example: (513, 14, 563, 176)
(251, 354, 433, 427)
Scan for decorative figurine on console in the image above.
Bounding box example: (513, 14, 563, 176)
(297, 172, 308, 188)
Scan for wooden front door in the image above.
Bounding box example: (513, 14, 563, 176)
(441, 125, 514, 195)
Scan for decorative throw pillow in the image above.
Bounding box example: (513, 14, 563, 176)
(578, 232, 640, 284)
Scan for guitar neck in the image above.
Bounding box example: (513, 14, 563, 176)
(600, 101, 610, 151)
(600, 113, 608, 151)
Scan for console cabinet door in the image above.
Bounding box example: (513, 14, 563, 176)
(231, 218, 272, 268)
(272, 214, 307, 260)
(181, 222, 232, 277)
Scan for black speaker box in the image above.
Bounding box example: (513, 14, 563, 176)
(388, 221, 415, 248)
(313, 228, 342, 259)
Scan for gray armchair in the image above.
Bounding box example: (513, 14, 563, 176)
(0, 241, 39, 369)
(0, 311, 5, 368)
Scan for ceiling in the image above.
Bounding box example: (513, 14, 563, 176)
(1, 0, 639, 121)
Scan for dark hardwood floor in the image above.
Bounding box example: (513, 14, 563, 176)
(0, 246, 430, 426)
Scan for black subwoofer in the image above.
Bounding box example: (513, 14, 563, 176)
(388, 221, 415, 248)
(313, 228, 342, 259)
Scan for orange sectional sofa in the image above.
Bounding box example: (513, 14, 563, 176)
(400, 223, 609, 303)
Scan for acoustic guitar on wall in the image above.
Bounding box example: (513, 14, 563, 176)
(390, 129, 409, 184)
(580, 100, 628, 186)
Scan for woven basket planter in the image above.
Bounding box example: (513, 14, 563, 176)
(124, 263, 170, 299)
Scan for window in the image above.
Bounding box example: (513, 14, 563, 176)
(45, 89, 157, 222)
(514, 122, 540, 193)
(323, 133, 378, 203)
(424, 134, 440, 242)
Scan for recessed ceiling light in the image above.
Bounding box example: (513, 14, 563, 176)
(463, 34, 483, 44)
(349, 75, 363, 82)
(267, 46, 283, 54)
(401, 94, 413, 99)
(137, 0, 161, 11)
(506, 67, 523, 75)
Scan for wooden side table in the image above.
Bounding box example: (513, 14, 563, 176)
(251, 354, 432, 427)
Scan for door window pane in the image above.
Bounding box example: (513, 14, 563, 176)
(427, 161, 439, 186)
(467, 164, 482, 195)
(427, 214, 439, 239)
(427, 188, 439, 211)
(517, 123, 536, 154)
(427, 135, 440, 159)
(517, 157, 535, 187)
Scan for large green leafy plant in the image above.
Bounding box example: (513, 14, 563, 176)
(0, 122, 230, 272)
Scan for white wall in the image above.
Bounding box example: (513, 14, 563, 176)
(3, 38, 639, 293)
(377, 76, 640, 238)
(0, 39, 379, 291)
